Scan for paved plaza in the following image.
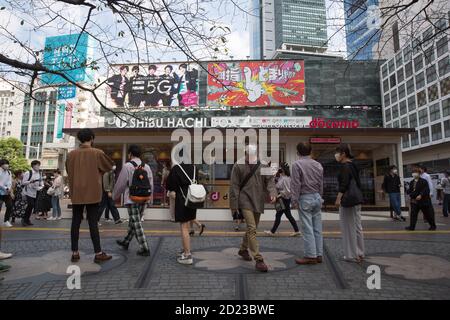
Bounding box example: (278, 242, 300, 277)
(1, 212, 450, 300)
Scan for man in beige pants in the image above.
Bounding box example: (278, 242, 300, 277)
(229, 145, 277, 272)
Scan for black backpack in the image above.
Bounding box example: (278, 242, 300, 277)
(128, 160, 152, 202)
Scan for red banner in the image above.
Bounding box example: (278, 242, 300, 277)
(207, 60, 305, 107)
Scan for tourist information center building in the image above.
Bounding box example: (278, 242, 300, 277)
(64, 54, 413, 221)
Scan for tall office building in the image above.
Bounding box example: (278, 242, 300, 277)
(0, 80, 25, 140)
(380, 0, 450, 175)
(345, 0, 382, 60)
(250, 0, 328, 59)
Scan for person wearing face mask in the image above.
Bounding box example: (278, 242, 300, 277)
(21, 160, 43, 226)
(405, 167, 436, 231)
(334, 144, 365, 263)
(98, 165, 123, 224)
(0, 159, 14, 228)
(382, 165, 405, 221)
(47, 169, 64, 221)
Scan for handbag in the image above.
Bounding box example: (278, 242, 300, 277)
(274, 197, 286, 212)
(340, 163, 363, 208)
(47, 186, 56, 196)
(177, 164, 207, 209)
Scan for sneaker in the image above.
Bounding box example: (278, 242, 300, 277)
(71, 253, 80, 263)
(0, 252, 13, 260)
(114, 219, 124, 225)
(116, 240, 129, 250)
(104, 218, 113, 222)
(177, 253, 193, 265)
(3, 221, 13, 228)
(316, 256, 323, 263)
(94, 252, 112, 263)
(98, 222, 102, 226)
(290, 231, 301, 237)
(176, 249, 185, 257)
(399, 216, 406, 222)
(255, 260, 268, 272)
(189, 230, 195, 236)
(137, 248, 151, 256)
(141, 217, 145, 222)
(57, 217, 62, 220)
(0, 264, 11, 273)
(47, 217, 55, 221)
(264, 230, 275, 236)
(429, 226, 437, 231)
(234, 226, 240, 231)
(238, 249, 252, 261)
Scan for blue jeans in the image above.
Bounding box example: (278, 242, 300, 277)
(51, 196, 61, 218)
(388, 193, 401, 217)
(298, 193, 323, 258)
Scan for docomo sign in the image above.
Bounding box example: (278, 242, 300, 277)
(309, 118, 360, 129)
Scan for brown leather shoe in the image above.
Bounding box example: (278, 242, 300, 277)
(316, 256, 323, 263)
(71, 253, 80, 263)
(238, 249, 252, 261)
(255, 260, 268, 272)
(94, 252, 112, 263)
(295, 257, 318, 265)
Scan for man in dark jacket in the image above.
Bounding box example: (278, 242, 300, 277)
(382, 165, 405, 221)
(405, 167, 436, 231)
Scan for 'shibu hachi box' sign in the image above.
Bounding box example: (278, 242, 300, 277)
(106, 63, 199, 109)
(207, 60, 305, 107)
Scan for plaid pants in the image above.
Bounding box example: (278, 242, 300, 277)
(123, 203, 149, 251)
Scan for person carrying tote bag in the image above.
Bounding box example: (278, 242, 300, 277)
(334, 143, 365, 263)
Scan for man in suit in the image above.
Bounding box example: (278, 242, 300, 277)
(405, 167, 436, 231)
(107, 65, 129, 107)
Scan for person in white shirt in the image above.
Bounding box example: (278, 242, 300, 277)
(21, 160, 43, 226)
(0, 159, 13, 227)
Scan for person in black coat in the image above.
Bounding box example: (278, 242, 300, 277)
(166, 162, 199, 265)
(382, 165, 405, 221)
(405, 167, 436, 231)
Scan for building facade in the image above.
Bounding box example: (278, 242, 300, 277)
(250, 0, 328, 59)
(0, 80, 24, 140)
(379, 1, 450, 179)
(344, 0, 381, 60)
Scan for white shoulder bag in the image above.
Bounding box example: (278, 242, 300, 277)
(177, 164, 207, 208)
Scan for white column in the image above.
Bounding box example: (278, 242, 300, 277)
(396, 138, 406, 207)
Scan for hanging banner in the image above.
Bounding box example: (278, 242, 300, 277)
(207, 60, 305, 107)
(56, 104, 66, 139)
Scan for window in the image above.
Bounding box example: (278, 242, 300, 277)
(399, 100, 407, 115)
(390, 73, 397, 88)
(438, 56, 450, 76)
(444, 119, 450, 138)
(410, 131, 419, 146)
(404, 45, 412, 62)
(422, 27, 433, 47)
(409, 113, 418, 127)
(415, 71, 425, 89)
(405, 62, 413, 78)
(439, 96, 450, 118)
(396, 51, 403, 66)
(397, 68, 404, 83)
(417, 90, 427, 107)
(428, 84, 439, 102)
(391, 89, 398, 103)
(424, 46, 435, 65)
(414, 54, 424, 71)
(388, 58, 395, 74)
(401, 116, 408, 128)
(382, 64, 388, 78)
(385, 108, 392, 122)
(393, 120, 399, 128)
(384, 93, 390, 107)
(398, 83, 406, 99)
(407, 78, 415, 95)
(429, 103, 441, 121)
(426, 65, 437, 83)
(383, 79, 389, 92)
(431, 123, 442, 141)
(402, 135, 410, 148)
(435, 18, 448, 33)
(437, 36, 448, 57)
(392, 104, 399, 119)
(420, 127, 430, 144)
(440, 76, 450, 96)
(419, 108, 428, 125)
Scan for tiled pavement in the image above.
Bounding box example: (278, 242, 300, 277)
(1, 227, 450, 300)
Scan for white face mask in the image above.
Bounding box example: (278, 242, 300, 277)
(334, 153, 341, 162)
(112, 165, 117, 171)
(2, 164, 9, 170)
(412, 172, 419, 179)
(392, 169, 398, 174)
(33, 166, 40, 171)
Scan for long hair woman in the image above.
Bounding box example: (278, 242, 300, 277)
(334, 143, 365, 263)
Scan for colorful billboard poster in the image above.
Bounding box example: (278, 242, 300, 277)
(207, 60, 305, 107)
(41, 33, 94, 85)
(106, 63, 199, 109)
(57, 85, 77, 100)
